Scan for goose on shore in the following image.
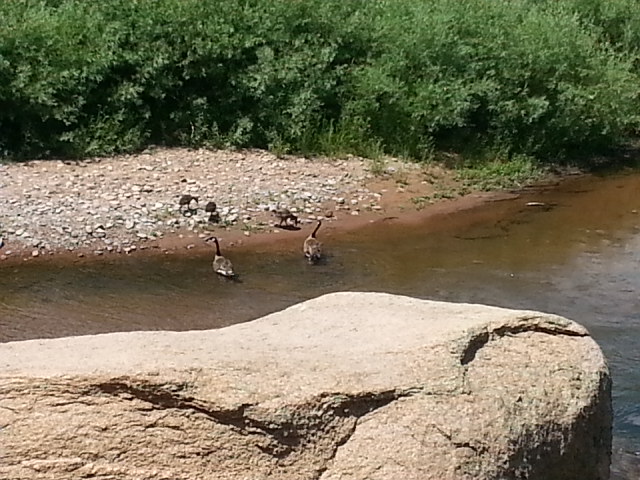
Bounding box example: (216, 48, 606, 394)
(205, 201, 220, 223)
(272, 206, 299, 227)
(179, 194, 199, 213)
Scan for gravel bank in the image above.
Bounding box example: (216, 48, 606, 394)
(1, 148, 415, 259)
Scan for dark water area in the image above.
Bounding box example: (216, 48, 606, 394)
(1, 171, 639, 477)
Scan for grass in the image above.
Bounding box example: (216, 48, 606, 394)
(369, 157, 387, 176)
(411, 195, 433, 210)
(455, 154, 546, 191)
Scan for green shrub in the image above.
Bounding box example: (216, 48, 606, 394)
(0, 0, 638, 165)
(340, 0, 640, 160)
(531, 0, 640, 56)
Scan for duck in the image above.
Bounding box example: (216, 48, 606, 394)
(303, 220, 322, 264)
(206, 236, 235, 277)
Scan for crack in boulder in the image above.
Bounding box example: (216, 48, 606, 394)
(310, 388, 422, 479)
(460, 317, 589, 366)
(433, 424, 490, 455)
(92, 380, 422, 467)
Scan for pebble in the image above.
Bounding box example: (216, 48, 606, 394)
(0, 148, 390, 256)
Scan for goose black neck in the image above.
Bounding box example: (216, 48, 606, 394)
(312, 221, 322, 238)
(214, 238, 222, 256)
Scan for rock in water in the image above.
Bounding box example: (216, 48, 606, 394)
(0, 292, 611, 480)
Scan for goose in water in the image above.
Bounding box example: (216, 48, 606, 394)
(206, 236, 235, 277)
(303, 220, 322, 264)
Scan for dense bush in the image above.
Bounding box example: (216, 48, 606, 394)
(531, 0, 640, 56)
(0, 0, 639, 162)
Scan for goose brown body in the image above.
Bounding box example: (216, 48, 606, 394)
(179, 194, 198, 206)
(179, 194, 199, 213)
(273, 207, 299, 227)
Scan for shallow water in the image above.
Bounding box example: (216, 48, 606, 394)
(1, 171, 639, 476)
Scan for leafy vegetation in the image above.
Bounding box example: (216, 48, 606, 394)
(456, 154, 544, 191)
(1, 0, 639, 165)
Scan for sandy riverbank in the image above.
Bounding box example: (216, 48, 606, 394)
(0, 147, 536, 264)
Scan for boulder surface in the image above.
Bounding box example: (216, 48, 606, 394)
(0, 292, 611, 479)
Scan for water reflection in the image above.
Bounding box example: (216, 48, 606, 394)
(1, 171, 639, 476)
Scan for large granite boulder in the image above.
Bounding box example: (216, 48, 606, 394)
(0, 292, 611, 479)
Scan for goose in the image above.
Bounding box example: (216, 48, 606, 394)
(272, 206, 299, 227)
(207, 211, 221, 224)
(206, 236, 235, 277)
(205, 201, 220, 223)
(179, 194, 199, 213)
(303, 220, 322, 263)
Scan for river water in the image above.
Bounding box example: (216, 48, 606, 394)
(1, 171, 639, 477)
